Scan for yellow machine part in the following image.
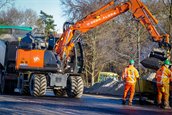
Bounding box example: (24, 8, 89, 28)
(135, 79, 154, 93)
(135, 79, 172, 94)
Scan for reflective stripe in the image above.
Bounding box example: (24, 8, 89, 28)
(126, 81, 135, 83)
(130, 70, 135, 82)
(156, 66, 171, 86)
(157, 69, 168, 85)
(158, 70, 164, 85)
(125, 68, 136, 83)
(124, 68, 127, 78)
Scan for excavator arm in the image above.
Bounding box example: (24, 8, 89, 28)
(55, 0, 170, 68)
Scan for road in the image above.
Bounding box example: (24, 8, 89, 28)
(0, 93, 171, 115)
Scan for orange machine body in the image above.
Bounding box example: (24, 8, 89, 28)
(16, 49, 45, 70)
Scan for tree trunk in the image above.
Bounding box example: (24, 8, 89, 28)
(137, 24, 141, 72)
(169, 0, 172, 37)
(91, 35, 96, 86)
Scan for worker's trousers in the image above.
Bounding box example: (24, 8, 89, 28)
(157, 85, 170, 106)
(123, 83, 135, 102)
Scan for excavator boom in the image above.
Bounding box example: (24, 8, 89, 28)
(55, 0, 171, 70)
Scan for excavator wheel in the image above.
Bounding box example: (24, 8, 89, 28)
(53, 89, 66, 97)
(29, 74, 47, 97)
(0, 71, 16, 94)
(2, 80, 17, 94)
(66, 76, 84, 98)
(21, 86, 30, 95)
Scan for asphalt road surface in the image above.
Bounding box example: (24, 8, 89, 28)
(0, 93, 172, 115)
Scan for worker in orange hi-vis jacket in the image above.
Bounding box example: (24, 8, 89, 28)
(122, 59, 139, 106)
(155, 59, 172, 109)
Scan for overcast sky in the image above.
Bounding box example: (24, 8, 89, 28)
(14, 0, 66, 33)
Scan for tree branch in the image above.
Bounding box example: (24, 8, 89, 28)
(0, 0, 13, 9)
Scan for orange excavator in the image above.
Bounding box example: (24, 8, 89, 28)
(13, 0, 170, 98)
(54, 0, 171, 67)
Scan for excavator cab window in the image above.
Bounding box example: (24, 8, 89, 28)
(19, 32, 47, 50)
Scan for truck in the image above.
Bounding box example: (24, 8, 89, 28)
(0, 0, 171, 99)
(0, 26, 32, 94)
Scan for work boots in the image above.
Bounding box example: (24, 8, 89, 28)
(164, 103, 171, 110)
(164, 106, 171, 110)
(122, 100, 126, 105)
(128, 101, 132, 106)
(122, 100, 132, 106)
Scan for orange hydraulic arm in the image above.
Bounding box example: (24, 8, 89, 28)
(55, 0, 170, 61)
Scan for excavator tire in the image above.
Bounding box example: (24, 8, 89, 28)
(0, 71, 17, 94)
(53, 89, 66, 97)
(29, 74, 47, 97)
(66, 76, 83, 98)
(3, 80, 17, 94)
(22, 86, 30, 95)
(0, 80, 17, 95)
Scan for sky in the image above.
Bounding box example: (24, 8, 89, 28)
(14, 0, 67, 33)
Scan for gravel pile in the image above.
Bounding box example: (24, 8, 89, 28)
(84, 73, 157, 96)
(84, 78, 125, 96)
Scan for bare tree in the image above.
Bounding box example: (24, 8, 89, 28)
(0, 0, 14, 9)
(60, 0, 110, 21)
(0, 7, 38, 26)
(162, 0, 172, 37)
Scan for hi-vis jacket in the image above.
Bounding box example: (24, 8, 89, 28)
(155, 66, 172, 86)
(122, 65, 139, 84)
